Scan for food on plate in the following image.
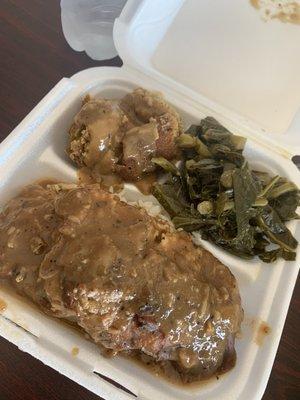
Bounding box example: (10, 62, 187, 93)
(119, 87, 181, 127)
(2, 85, 298, 386)
(153, 117, 299, 262)
(0, 182, 242, 383)
(68, 88, 181, 187)
(68, 88, 299, 263)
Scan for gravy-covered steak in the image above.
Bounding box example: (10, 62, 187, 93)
(0, 183, 243, 382)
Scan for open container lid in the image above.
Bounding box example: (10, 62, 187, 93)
(0, 3, 299, 399)
(114, 0, 300, 156)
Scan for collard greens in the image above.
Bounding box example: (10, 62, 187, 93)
(152, 117, 299, 263)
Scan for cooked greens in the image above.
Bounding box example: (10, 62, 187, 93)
(152, 117, 299, 263)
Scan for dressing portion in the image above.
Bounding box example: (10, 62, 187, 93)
(68, 96, 128, 187)
(68, 88, 181, 191)
(0, 183, 242, 383)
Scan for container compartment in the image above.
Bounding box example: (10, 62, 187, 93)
(0, 68, 299, 400)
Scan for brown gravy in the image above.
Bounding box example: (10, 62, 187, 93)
(126, 352, 231, 388)
(0, 286, 226, 387)
(0, 183, 242, 384)
(132, 173, 157, 195)
(255, 321, 271, 346)
(0, 298, 7, 313)
(77, 167, 124, 192)
(78, 167, 156, 196)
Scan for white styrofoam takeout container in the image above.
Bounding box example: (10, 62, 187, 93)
(0, 1, 299, 399)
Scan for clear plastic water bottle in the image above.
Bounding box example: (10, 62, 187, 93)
(60, 0, 127, 60)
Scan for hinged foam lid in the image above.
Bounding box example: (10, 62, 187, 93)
(114, 0, 300, 156)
